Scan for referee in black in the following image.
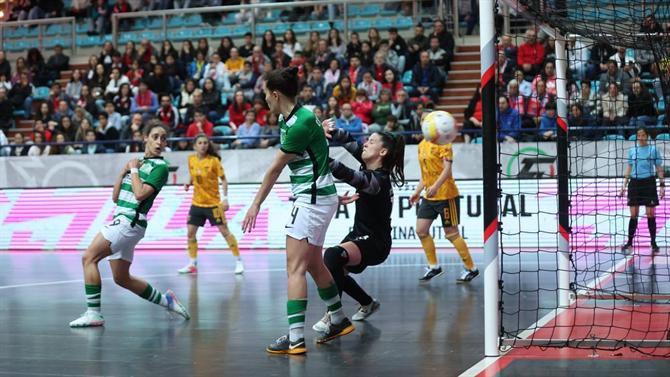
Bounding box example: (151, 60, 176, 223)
(619, 128, 665, 253)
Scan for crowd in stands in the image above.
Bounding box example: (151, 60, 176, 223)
(463, 14, 669, 143)
(0, 13, 453, 156)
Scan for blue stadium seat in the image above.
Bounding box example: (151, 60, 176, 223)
(374, 18, 392, 29)
(211, 26, 231, 38)
(184, 14, 203, 26)
(402, 70, 413, 85)
(232, 25, 252, 37)
(76, 22, 88, 33)
(397, 16, 414, 29)
(168, 29, 194, 41)
(658, 99, 666, 113)
(658, 115, 667, 126)
(140, 31, 161, 42)
(603, 134, 624, 141)
(655, 133, 670, 141)
(194, 28, 214, 39)
(360, 4, 381, 17)
(628, 134, 637, 141)
(313, 22, 331, 32)
(131, 18, 148, 30)
(254, 24, 272, 34)
(333, 20, 345, 30)
(148, 18, 163, 29)
(119, 32, 137, 44)
(168, 16, 185, 27)
(346, 5, 361, 16)
(222, 12, 237, 25)
(26, 26, 39, 37)
(46, 38, 70, 48)
(12, 109, 26, 118)
(350, 19, 369, 32)
(33, 87, 50, 100)
(472, 137, 483, 144)
(264, 9, 280, 23)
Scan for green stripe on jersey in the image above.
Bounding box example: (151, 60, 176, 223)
(113, 157, 169, 227)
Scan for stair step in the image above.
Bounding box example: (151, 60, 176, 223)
(451, 61, 480, 70)
(437, 97, 470, 105)
(444, 79, 479, 89)
(457, 45, 480, 53)
(453, 52, 481, 62)
(448, 70, 480, 80)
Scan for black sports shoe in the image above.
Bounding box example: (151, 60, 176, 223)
(316, 318, 355, 344)
(419, 266, 443, 282)
(652, 243, 660, 253)
(266, 334, 307, 355)
(621, 243, 633, 254)
(456, 268, 480, 283)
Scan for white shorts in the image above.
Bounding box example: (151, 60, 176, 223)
(100, 216, 146, 263)
(285, 199, 338, 247)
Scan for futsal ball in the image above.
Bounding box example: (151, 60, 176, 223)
(421, 110, 458, 145)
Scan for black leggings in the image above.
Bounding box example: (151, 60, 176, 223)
(323, 246, 373, 306)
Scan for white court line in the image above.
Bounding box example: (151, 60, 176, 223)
(459, 253, 637, 377)
(0, 260, 562, 291)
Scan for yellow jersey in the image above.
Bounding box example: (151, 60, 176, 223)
(188, 154, 225, 207)
(418, 140, 459, 200)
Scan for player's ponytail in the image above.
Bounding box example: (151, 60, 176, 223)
(377, 131, 406, 187)
(194, 133, 221, 160)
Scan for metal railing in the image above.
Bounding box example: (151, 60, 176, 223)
(0, 16, 77, 55)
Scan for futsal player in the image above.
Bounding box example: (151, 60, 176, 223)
(178, 134, 244, 275)
(410, 137, 479, 282)
(70, 121, 190, 327)
(313, 125, 406, 331)
(242, 67, 354, 355)
(619, 127, 665, 253)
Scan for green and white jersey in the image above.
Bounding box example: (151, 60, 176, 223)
(114, 157, 169, 228)
(279, 106, 337, 204)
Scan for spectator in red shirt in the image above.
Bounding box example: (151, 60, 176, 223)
(381, 68, 404, 102)
(156, 94, 180, 132)
(227, 90, 251, 130)
(253, 97, 268, 126)
(186, 109, 214, 138)
(112, 0, 131, 31)
(517, 29, 545, 78)
(351, 89, 373, 125)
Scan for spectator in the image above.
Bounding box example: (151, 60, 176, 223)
(46, 45, 70, 81)
(378, 39, 404, 75)
(11, 0, 31, 21)
(53, 100, 74, 124)
(112, 0, 131, 31)
(391, 90, 413, 129)
(260, 112, 280, 148)
(430, 20, 454, 72)
(145, 64, 171, 96)
(96, 112, 120, 151)
(261, 30, 277, 59)
(570, 80, 601, 119)
(9, 72, 34, 115)
(313, 39, 335, 71)
(427, 36, 449, 78)
(369, 89, 393, 132)
(125, 129, 144, 153)
(539, 102, 558, 141)
(34, 102, 55, 129)
(543, 36, 556, 63)
(155, 94, 180, 131)
(121, 41, 138, 68)
(131, 81, 158, 116)
(179, 40, 195, 67)
(12, 57, 30, 85)
(497, 51, 515, 92)
(496, 95, 522, 142)
(235, 61, 258, 100)
(48, 132, 76, 155)
(462, 85, 483, 143)
(163, 54, 185, 94)
(82, 129, 106, 154)
(407, 23, 429, 70)
(252, 97, 268, 126)
(88, 0, 110, 36)
(190, 50, 208, 82)
(346, 32, 363, 59)
(183, 88, 205, 126)
(247, 46, 271, 77)
(28, 131, 49, 156)
(506, 80, 524, 112)
(368, 27, 382, 52)
(227, 90, 251, 130)
(105, 67, 130, 99)
(66, 69, 84, 105)
(0, 50, 12, 79)
(359, 41, 375, 69)
(498, 34, 517, 64)
(137, 39, 156, 68)
(125, 60, 144, 89)
(72, 106, 95, 131)
(601, 82, 629, 132)
(410, 51, 443, 103)
(120, 113, 142, 140)
(226, 48, 245, 81)
(303, 31, 321, 59)
(283, 29, 303, 59)
(271, 41, 291, 69)
(324, 58, 342, 88)
(102, 101, 122, 132)
(325, 96, 340, 120)
(567, 35, 588, 80)
(0, 129, 7, 156)
(599, 60, 625, 94)
(202, 53, 231, 91)
(88, 63, 108, 93)
(0, 88, 14, 131)
(381, 68, 404, 101)
(74, 116, 93, 143)
(238, 32, 255, 58)
(298, 85, 320, 112)
(332, 76, 356, 105)
(201, 77, 223, 120)
(327, 28, 346, 61)
(532, 60, 557, 97)
(0, 74, 12, 92)
(27, 48, 48, 87)
(569, 103, 596, 140)
(186, 109, 214, 138)
(113, 83, 133, 121)
(336, 102, 365, 142)
(232, 109, 261, 149)
(627, 80, 656, 127)
(526, 79, 553, 124)
(177, 79, 197, 118)
(195, 37, 209, 59)
(357, 71, 383, 101)
(347, 54, 365, 86)
(8, 132, 30, 156)
(384, 115, 405, 137)
(388, 27, 408, 60)
(307, 67, 328, 105)
(517, 29, 545, 78)
(56, 115, 77, 141)
(351, 89, 373, 125)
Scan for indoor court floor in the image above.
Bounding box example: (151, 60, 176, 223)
(2, 249, 670, 377)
